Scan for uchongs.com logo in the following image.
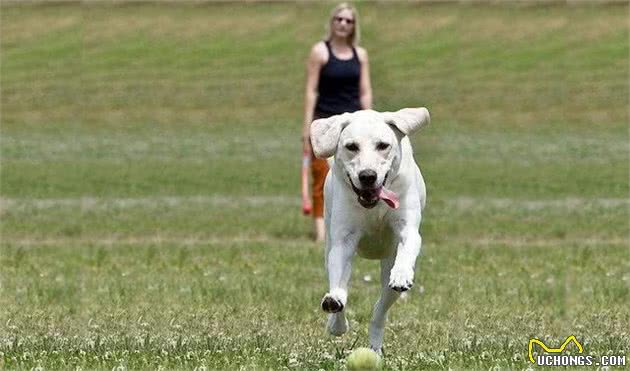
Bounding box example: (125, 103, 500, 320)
(528, 335, 626, 367)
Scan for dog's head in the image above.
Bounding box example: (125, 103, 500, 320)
(310, 108, 430, 209)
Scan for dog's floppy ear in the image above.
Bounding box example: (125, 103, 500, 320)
(383, 107, 430, 136)
(310, 112, 352, 158)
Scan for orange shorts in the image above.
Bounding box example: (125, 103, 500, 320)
(311, 153, 329, 218)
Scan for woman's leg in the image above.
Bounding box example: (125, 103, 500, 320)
(311, 155, 329, 242)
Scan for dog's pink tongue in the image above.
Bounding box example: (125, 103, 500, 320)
(378, 187, 399, 209)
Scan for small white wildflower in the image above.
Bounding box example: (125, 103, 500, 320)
(288, 357, 300, 368)
(363, 274, 372, 282)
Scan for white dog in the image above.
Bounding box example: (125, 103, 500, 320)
(310, 107, 430, 353)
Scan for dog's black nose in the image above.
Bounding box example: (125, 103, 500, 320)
(358, 170, 377, 187)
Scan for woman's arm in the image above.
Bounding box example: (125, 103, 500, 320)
(357, 47, 373, 110)
(303, 43, 325, 152)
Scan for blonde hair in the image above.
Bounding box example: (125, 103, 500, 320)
(324, 2, 360, 46)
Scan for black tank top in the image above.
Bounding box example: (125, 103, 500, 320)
(315, 41, 362, 115)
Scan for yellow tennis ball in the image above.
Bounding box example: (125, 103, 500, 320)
(346, 347, 382, 371)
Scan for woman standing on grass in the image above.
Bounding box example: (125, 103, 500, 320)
(302, 3, 373, 242)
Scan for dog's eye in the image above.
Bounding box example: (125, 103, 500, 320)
(345, 143, 359, 152)
(376, 142, 390, 151)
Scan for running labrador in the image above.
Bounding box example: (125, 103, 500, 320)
(310, 107, 430, 353)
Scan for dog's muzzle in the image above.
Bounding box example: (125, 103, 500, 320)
(348, 173, 388, 209)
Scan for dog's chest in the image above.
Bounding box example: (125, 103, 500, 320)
(355, 210, 396, 259)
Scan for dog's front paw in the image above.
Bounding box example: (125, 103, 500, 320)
(388, 267, 414, 292)
(321, 293, 344, 313)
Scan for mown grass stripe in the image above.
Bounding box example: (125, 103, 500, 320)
(3, 236, 627, 248)
(1, 195, 627, 210)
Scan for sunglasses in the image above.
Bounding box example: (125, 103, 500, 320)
(334, 16, 355, 25)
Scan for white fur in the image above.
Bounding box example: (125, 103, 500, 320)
(311, 108, 430, 353)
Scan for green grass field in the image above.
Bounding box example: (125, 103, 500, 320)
(1, 1, 629, 370)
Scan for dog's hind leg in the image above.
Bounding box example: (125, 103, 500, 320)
(326, 312, 349, 336)
(369, 256, 400, 353)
